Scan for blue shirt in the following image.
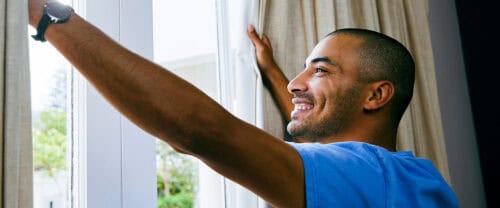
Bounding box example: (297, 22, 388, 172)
(288, 141, 458, 208)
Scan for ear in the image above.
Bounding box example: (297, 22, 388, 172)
(363, 81, 395, 111)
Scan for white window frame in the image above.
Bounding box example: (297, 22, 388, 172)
(72, 0, 156, 207)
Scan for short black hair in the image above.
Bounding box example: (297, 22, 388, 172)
(327, 28, 415, 120)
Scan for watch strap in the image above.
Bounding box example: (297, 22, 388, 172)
(31, 14, 52, 42)
(31, 2, 74, 42)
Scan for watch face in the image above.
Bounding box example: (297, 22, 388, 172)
(46, 2, 73, 23)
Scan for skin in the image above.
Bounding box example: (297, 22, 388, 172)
(286, 35, 366, 142)
(28, 0, 398, 206)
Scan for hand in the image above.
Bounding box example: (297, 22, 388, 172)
(29, 0, 47, 27)
(247, 25, 294, 125)
(247, 25, 279, 73)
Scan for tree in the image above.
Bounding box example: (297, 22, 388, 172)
(33, 65, 68, 176)
(156, 141, 197, 208)
(33, 110, 67, 176)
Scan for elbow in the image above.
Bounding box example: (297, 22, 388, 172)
(171, 144, 190, 154)
(153, 97, 237, 157)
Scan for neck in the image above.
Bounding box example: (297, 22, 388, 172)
(313, 134, 397, 151)
(308, 119, 399, 151)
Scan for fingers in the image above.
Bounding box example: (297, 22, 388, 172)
(247, 24, 256, 35)
(247, 25, 264, 47)
(247, 25, 274, 53)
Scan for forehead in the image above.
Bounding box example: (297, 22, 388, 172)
(305, 34, 364, 65)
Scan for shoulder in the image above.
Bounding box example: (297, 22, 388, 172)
(288, 141, 444, 181)
(286, 142, 390, 207)
(287, 141, 396, 175)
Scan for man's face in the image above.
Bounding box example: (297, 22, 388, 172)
(286, 35, 365, 141)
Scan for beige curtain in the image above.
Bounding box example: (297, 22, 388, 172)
(258, 0, 451, 183)
(0, 0, 34, 207)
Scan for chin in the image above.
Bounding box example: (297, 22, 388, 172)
(287, 122, 305, 138)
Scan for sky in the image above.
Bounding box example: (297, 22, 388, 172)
(152, 0, 216, 62)
(29, 27, 68, 112)
(29, 0, 73, 112)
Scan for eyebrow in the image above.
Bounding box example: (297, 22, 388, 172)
(304, 57, 336, 68)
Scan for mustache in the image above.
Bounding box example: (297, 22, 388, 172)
(293, 93, 315, 104)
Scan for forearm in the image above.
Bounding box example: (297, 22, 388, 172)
(41, 14, 232, 152)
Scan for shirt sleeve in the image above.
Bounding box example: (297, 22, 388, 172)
(287, 142, 386, 208)
(287, 142, 459, 208)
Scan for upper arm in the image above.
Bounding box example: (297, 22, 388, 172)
(192, 115, 305, 208)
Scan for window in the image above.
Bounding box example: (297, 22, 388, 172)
(30, 38, 70, 208)
(152, 0, 217, 207)
(153, 0, 263, 207)
(29, 1, 72, 207)
(30, 0, 261, 207)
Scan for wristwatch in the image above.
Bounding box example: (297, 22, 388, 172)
(31, 1, 74, 42)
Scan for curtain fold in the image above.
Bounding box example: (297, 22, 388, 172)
(222, 0, 264, 207)
(0, 0, 34, 207)
(258, 0, 451, 183)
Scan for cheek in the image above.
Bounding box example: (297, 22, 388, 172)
(310, 78, 338, 98)
(318, 83, 355, 117)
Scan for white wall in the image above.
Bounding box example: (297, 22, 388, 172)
(428, 0, 486, 207)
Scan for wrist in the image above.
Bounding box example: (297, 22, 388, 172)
(30, 1, 74, 42)
(260, 62, 280, 75)
(29, 0, 47, 27)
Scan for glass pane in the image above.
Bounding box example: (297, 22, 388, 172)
(30, 2, 72, 207)
(29, 28, 70, 208)
(152, 0, 218, 207)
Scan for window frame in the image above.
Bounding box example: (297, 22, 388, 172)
(72, 0, 156, 207)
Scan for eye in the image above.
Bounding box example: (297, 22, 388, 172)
(315, 67, 327, 73)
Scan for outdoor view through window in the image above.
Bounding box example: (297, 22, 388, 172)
(152, 0, 218, 207)
(29, 22, 70, 208)
(29, 0, 220, 207)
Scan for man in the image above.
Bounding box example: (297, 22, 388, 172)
(28, 0, 458, 207)
(247, 26, 458, 207)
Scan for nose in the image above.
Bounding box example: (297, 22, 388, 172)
(287, 70, 309, 94)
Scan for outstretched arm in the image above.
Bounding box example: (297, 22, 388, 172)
(28, 1, 304, 207)
(247, 25, 294, 123)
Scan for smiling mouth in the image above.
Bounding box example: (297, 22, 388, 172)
(294, 103, 313, 111)
(291, 102, 314, 120)
(291, 96, 315, 119)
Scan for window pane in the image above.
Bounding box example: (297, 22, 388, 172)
(29, 30, 70, 208)
(152, 0, 218, 207)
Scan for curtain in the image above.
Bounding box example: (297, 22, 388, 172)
(257, 0, 452, 183)
(215, 0, 265, 207)
(0, 0, 34, 207)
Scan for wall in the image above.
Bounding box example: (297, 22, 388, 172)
(427, 0, 486, 207)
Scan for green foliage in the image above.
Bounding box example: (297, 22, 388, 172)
(157, 141, 196, 208)
(157, 191, 194, 208)
(32, 108, 196, 207)
(33, 110, 67, 176)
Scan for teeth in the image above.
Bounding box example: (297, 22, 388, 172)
(294, 104, 313, 110)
